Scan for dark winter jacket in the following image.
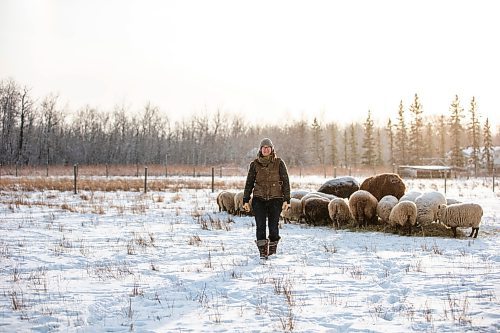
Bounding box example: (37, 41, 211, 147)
(243, 156, 291, 204)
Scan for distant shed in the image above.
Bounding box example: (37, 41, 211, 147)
(397, 165, 452, 178)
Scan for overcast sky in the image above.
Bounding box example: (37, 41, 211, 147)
(1, 0, 499, 127)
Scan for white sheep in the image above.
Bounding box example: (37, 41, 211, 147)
(233, 191, 244, 216)
(437, 203, 483, 238)
(446, 198, 461, 205)
(348, 190, 378, 228)
(281, 198, 302, 223)
(399, 191, 422, 203)
(415, 191, 446, 226)
(389, 200, 417, 235)
(376, 195, 399, 224)
(328, 198, 351, 229)
(217, 190, 236, 214)
(291, 190, 309, 200)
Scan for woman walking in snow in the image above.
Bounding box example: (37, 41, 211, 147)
(243, 138, 291, 259)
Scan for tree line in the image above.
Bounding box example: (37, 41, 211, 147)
(1, 79, 498, 175)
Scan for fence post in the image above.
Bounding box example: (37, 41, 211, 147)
(73, 164, 78, 194)
(444, 171, 447, 195)
(144, 167, 148, 193)
(493, 168, 496, 192)
(220, 166, 222, 178)
(165, 154, 168, 178)
(212, 167, 215, 193)
(106, 164, 109, 178)
(334, 166, 337, 178)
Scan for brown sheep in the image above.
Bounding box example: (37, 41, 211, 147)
(360, 173, 406, 201)
(348, 190, 378, 228)
(303, 197, 331, 226)
(300, 192, 337, 222)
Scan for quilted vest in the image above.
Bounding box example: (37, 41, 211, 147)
(252, 157, 284, 200)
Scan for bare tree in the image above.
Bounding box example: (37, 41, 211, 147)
(39, 94, 64, 165)
(0, 79, 20, 164)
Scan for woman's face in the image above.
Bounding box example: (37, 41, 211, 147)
(261, 145, 272, 157)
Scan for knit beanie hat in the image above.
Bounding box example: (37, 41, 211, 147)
(260, 138, 273, 148)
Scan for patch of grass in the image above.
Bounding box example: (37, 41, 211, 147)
(341, 221, 466, 238)
(188, 235, 202, 246)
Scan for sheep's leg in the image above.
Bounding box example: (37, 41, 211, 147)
(452, 227, 457, 238)
(408, 224, 412, 236)
(471, 227, 479, 238)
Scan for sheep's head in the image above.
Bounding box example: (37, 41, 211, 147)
(436, 204, 447, 221)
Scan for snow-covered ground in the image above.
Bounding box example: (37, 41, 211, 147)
(0, 176, 499, 332)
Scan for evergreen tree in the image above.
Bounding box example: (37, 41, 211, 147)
(467, 96, 481, 176)
(343, 128, 348, 168)
(437, 115, 447, 163)
(449, 95, 465, 167)
(482, 117, 494, 174)
(361, 110, 376, 166)
(376, 128, 383, 166)
(328, 123, 338, 166)
(424, 121, 433, 161)
(386, 118, 395, 166)
(289, 120, 308, 167)
(408, 93, 424, 164)
(395, 100, 407, 165)
(349, 123, 358, 166)
(311, 117, 325, 167)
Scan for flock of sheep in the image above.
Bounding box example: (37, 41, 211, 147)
(216, 173, 484, 238)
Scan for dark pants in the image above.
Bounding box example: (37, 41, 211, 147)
(252, 198, 282, 242)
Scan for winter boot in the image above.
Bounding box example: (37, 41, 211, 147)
(256, 239, 269, 259)
(268, 237, 280, 256)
